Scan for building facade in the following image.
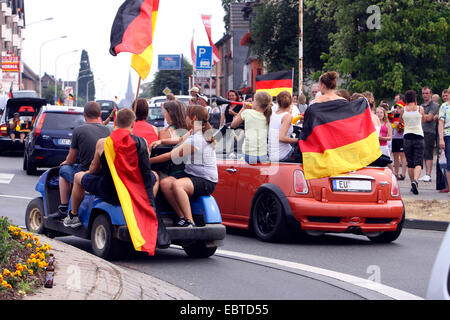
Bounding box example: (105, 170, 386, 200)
(0, 0, 25, 94)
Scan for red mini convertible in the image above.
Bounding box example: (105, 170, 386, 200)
(213, 158, 404, 243)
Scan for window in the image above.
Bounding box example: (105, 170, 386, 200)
(43, 113, 85, 130)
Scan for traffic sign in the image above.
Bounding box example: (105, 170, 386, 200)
(162, 87, 172, 95)
(158, 55, 181, 70)
(196, 46, 212, 70)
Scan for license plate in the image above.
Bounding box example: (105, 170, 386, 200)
(332, 179, 372, 192)
(58, 139, 71, 145)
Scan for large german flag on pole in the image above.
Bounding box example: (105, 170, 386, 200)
(104, 128, 158, 255)
(299, 98, 382, 180)
(110, 0, 160, 80)
(255, 70, 293, 97)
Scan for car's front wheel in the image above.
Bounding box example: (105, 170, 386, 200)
(25, 197, 45, 234)
(252, 191, 291, 242)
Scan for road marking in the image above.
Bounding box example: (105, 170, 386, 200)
(0, 173, 14, 184)
(0, 194, 34, 200)
(214, 249, 423, 300)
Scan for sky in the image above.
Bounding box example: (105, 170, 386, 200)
(22, 0, 226, 100)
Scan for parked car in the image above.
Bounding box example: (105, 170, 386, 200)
(0, 97, 47, 154)
(427, 226, 450, 300)
(25, 164, 226, 260)
(212, 125, 405, 243)
(96, 100, 118, 121)
(147, 106, 165, 128)
(147, 95, 191, 108)
(11, 90, 39, 99)
(23, 106, 85, 175)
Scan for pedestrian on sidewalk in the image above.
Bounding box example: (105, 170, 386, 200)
(399, 90, 425, 195)
(420, 86, 440, 182)
(391, 99, 407, 180)
(438, 88, 450, 196)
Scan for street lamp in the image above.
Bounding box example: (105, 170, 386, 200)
(39, 35, 67, 98)
(76, 73, 92, 106)
(54, 50, 79, 103)
(27, 17, 54, 26)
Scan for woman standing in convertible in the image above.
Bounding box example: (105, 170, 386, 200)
(159, 105, 218, 227)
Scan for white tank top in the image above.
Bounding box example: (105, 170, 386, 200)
(403, 107, 423, 137)
(268, 111, 293, 161)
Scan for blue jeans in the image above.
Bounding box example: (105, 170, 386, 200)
(244, 154, 270, 164)
(59, 164, 81, 184)
(445, 136, 450, 171)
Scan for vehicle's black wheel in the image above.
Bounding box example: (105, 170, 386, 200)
(367, 213, 405, 243)
(252, 191, 291, 242)
(25, 197, 46, 234)
(23, 153, 27, 171)
(183, 242, 217, 258)
(91, 214, 127, 260)
(26, 156, 37, 176)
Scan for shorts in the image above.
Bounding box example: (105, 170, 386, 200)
(81, 173, 120, 205)
(244, 154, 270, 164)
(59, 164, 81, 184)
(179, 172, 216, 198)
(444, 136, 450, 171)
(391, 139, 404, 153)
(403, 138, 424, 169)
(423, 132, 436, 160)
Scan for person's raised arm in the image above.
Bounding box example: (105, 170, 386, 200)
(231, 103, 250, 129)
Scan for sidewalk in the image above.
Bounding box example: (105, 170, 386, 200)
(23, 235, 199, 300)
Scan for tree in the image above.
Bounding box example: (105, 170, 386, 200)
(42, 84, 64, 105)
(309, 0, 450, 101)
(77, 50, 95, 102)
(150, 58, 193, 96)
(139, 82, 152, 98)
(248, 0, 335, 92)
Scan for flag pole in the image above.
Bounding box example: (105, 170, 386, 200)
(133, 76, 141, 113)
(298, 0, 303, 95)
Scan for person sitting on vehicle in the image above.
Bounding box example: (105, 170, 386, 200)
(231, 91, 272, 164)
(65, 108, 159, 228)
(150, 100, 189, 179)
(8, 112, 25, 143)
(159, 105, 218, 228)
(49, 102, 111, 220)
(132, 98, 159, 146)
(268, 91, 299, 162)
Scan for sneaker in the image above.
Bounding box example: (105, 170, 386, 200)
(176, 218, 187, 227)
(63, 214, 82, 228)
(181, 219, 196, 228)
(439, 188, 449, 193)
(397, 174, 405, 181)
(411, 180, 419, 195)
(419, 174, 431, 182)
(48, 205, 68, 220)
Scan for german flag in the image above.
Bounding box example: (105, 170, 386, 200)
(104, 128, 159, 255)
(299, 98, 382, 180)
(255, 70, 293, 97)
(57, 98, 63, 106)
(110, 0, 160, 80)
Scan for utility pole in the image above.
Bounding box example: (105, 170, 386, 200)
(299, 0, 303, 95)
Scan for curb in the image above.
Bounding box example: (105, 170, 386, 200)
(404, 219, 449, 232)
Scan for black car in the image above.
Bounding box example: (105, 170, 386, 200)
(23, 106, 85, 175)
(96, 100, 118, 121)
(0, 97, 47, 154)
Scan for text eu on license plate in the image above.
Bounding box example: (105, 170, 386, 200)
(58, 139, 71, 146)
(332, 179, 372, 192)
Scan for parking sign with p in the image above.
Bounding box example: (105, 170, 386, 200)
(196, 46, 212, 70)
